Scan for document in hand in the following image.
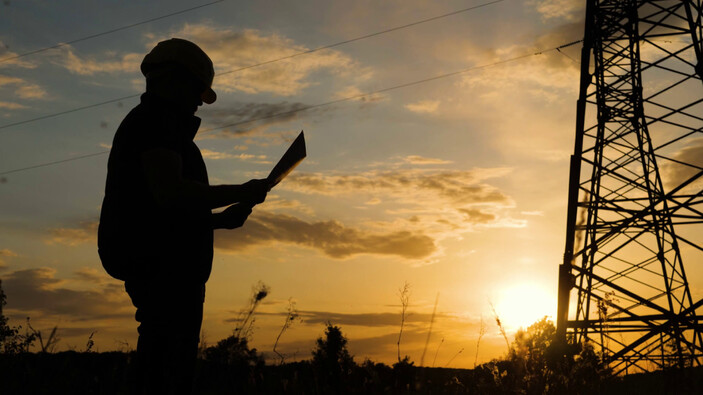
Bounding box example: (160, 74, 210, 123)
(267, 131, 306, 188)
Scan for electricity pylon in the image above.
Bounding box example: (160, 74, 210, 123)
(557, 0, 703, 374)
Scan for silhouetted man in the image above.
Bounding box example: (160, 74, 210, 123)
(97, 38, 268, 394)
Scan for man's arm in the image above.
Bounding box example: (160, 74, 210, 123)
(141, 148, 267, 210)
(211, 204, 253, 230)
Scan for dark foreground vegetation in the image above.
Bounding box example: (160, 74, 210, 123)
(3, 321, 703, 394)
(3, 281, 703, 394)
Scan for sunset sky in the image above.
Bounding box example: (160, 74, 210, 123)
(0, 0, 592, 367)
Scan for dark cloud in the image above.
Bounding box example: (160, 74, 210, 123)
(199, 101, 314, 137)
(1, 268, 132, 320)
(273, 328, 452, 361)
(247, 310, 451, 328)
(215, 211, 437, 260)
(458, 208, 497, 224)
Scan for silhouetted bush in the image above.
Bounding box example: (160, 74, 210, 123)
(0, 280, 36, 354)
(196, 335, 264, 393)
(312, 323, 356, 393)
(473, 317, 612, 394)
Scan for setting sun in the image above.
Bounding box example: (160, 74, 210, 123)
(494, 282, 556, 330)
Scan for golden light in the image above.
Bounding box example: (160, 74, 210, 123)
(494, 282, 556, 331)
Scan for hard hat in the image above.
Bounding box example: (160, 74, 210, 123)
(141, 38, 217, 104)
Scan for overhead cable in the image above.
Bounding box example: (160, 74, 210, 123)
(0, 39, 584, 176)
(218, 0, 505, 76)
(0, 0, 225, 63)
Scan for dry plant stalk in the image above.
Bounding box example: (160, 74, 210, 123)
(489, 302, 510, 352)
(85, 331, 96, 353)
(273, 298, 299, 364)
(474, 316, 487, 368)
(420, 292, 439, 367)
(445, 347, 464, 367)
(234, 281, 270, 340)
(26, 319, 60, 353)
(432, 337, 444, 367)
(397, 281, 411, 363)
(597, 290, 618, 353)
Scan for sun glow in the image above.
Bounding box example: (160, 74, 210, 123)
(494, 283, 557, 331)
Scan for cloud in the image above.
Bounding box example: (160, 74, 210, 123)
(298, 310, 449, 327)
(1, 267, 131, 320)
(458, 208, 497, 224)
(333, 85, 387, 103)
(214, 210, 437, 260)
(520, 211, 544, 216)
(459, 20, 583, 98)
(0, 248, 17, 256)
(72, 267, 110, 284)
(201, 148, 269, 163)
(405, 100, 440, 114)
(170, 24, 372, 96)
(0, 248, 17, 269)
(662, 138, 703, 189)
(0, 101, 26, 109)
(15, 83, 47, 99)
(285, 168, 512, 206)
(0, 75, 23, 87)
(278, 168, 525, 238)
(51, 24, 371, 97)
(200, 149, 236, 160)
(0, 40, 38, 69)
(246, 309, 451, 328)
(199, 101, 313, 138)
(0, 74, 47, 100)
(54, 47, 142, 76)
(260, 195, 315, 215)
(528, 0, 584, 21)
(460, 47, 578, 100)
(46, 221, 97, 246)
(402, 155, 452, 165)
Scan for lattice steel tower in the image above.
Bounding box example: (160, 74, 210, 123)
(557, 0, 703, 374)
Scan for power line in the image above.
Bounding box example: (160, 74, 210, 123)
(0, 0, 225, 63)
(217, 0, 505, 76)
(0, 39, 583, 176)
(0, 94, 140, 131)
(0, 151, 110, 176)
(0, 0, 505, 132)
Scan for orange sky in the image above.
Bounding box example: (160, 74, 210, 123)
(0, 0, 650, 368)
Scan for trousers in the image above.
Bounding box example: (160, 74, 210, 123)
(125, 273, 205, 395)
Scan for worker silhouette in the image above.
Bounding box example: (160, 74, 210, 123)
(97, 38, 268, 394)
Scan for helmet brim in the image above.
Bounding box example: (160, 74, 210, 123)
(201, 88, 217, 104)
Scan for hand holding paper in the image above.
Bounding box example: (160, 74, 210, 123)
(267, 131, 307, 189)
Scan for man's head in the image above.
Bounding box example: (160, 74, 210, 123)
(141, 38, 216, 111)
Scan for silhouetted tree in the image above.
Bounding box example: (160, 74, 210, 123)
(0, 280, 35, 354)
(204, 336, 262, 367)
(312, 323, 355, 393)
(476, 317, 611, 394)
